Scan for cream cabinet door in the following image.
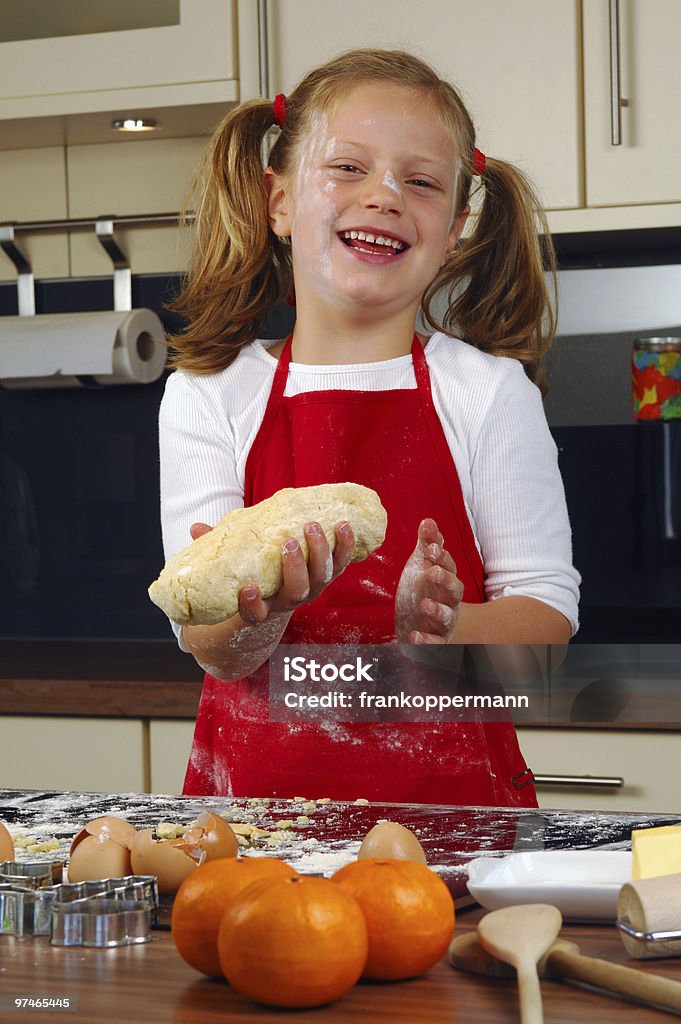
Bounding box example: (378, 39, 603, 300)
(0, 0, 237, 118)
(517, 728, 681, 814)
(0, 148, 69, 281)
(243, 0, 581, 210)
(583, 0, 681, 206)
(149, 720, 195, 796)
(0, 717, 147, 793)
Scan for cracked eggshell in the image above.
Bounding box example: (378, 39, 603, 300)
(67, 835, 134, 882)
(69, 815, 137, 855)
(358, 821, 427, 864)
(0, 820, 14, 861)
(182, 812, 238, 861)
(131, 828, 204, 894)
(67, 816, 136, 882)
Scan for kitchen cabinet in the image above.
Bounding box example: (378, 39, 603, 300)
(0, 148, 69, 282)
(0, 712, 192, 796)
(66, 136, 206, 278)
(517, 727, 681, 814)
(583, 0, 681, 207)
(239, 0, 581, 212)
(149, 719, 195, 795)
(0, 0, 237, 123)
(0, 716, 147, 792)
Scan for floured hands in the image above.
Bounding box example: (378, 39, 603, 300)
(395, 518, 464, 644)
(189, 519, 355, 625)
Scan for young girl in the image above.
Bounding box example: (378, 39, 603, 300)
(159, 49, 580, 805)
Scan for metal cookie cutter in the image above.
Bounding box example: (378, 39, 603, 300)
(0, 860, 64, 887)
(0, 879, 104, 937)
(51, 896, 152, 948)
(0, 874, 158, 941)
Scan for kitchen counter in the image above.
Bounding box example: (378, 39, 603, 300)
(2, 790, 680, 895)
(7, 912, 681, 1023)
(2, 791, 681, 1023)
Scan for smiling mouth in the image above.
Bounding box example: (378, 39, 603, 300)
(339, 230, 409, 255)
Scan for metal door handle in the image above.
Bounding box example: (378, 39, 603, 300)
(257, 0, 269, 98)
(609, 0, 623, 145)
(533, 773, 624, 788)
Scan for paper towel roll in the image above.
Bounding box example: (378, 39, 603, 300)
(0, 309, 167, 389)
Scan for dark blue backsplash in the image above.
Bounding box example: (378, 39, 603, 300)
(0, 273, 678, 644)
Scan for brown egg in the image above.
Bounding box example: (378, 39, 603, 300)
(130, 815, 238, 894)
(358, 820, 428, 864)
(0, 820, 15, 861)
(67, 815, 136, 882)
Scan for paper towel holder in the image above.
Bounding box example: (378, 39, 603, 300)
(0, 217, 132, 315)
(0, 225, 35, 316)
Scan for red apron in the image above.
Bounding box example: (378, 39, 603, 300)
(183, 336, 537, 807)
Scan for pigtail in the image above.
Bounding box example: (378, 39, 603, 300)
(422, 158, 557, 395)
(167, 100, 291, 373)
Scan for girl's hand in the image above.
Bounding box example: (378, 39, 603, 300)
(189, 519, 355, 625)
(395, 518, 464, 644)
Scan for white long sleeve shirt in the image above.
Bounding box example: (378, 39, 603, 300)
(159, 332, 580, 641)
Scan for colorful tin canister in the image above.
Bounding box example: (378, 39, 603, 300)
(632, 337, 681, 420)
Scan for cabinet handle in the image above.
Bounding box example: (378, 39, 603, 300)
(609, 0, 623, 145)
(257, 0, 270, 98)
(534, 773, 624, 788)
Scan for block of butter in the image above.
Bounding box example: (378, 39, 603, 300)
(632, 825, 681, 880)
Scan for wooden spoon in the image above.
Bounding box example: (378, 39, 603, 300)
(477, 904, 563, 1024)
(449, 932, 681, 1014)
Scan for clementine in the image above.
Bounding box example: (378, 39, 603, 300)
(171, 856, 297, 976)
(217, 874, 368, 1008)
(331, 857, 455, 980)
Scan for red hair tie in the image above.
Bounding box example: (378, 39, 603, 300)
(473, 147, 486, 175)
(273, 93, 287, 129)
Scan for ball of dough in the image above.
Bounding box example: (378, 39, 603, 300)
(149, 482, 387, 625)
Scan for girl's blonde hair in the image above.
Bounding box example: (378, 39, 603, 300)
(169, 49, 556, 391)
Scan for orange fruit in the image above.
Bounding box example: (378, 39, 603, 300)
(171, 856, 297, 976)
(330, 857, 455, 980)
(217, 874, 368, 1008)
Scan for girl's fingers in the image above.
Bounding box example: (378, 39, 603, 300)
(410, 629, 445, 645)
(420, 597, 455, 635)
(426, 564, 464, 606)
(190, 521, 213, 540)
(279, 537, 311, 605)
(238, 584, 268, 624)
(304, 522, 333, 592)
(418, 518, 444, 550)
(332, 521, 355, 575)
(433, 547, 457, 574)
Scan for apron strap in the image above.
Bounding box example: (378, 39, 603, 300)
(411, 336, 485, 601)
(244, 335, 293, 503)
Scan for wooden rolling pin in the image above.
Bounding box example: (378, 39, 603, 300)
(618, 875, 681, 959)
(449, 932, 681, 1014)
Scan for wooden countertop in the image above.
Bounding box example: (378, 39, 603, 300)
(4, 909, 681, 1023)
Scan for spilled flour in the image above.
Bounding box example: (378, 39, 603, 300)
(1, 789, 678, 898)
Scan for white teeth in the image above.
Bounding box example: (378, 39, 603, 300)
(341, 230, 405, 252)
